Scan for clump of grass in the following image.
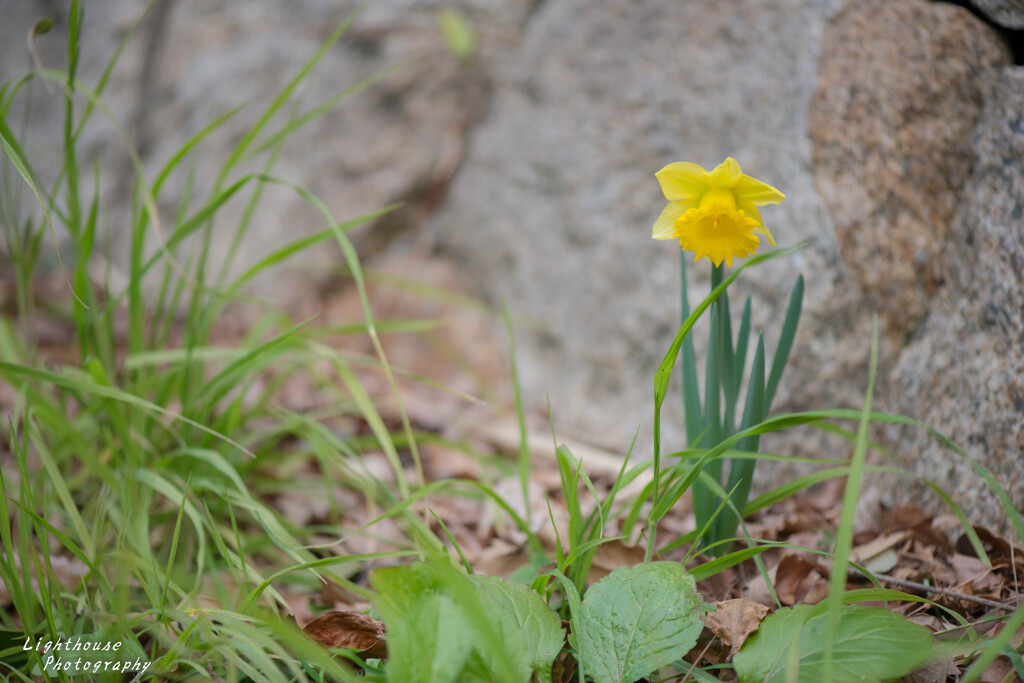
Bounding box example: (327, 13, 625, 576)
(0, 3, 442, 680)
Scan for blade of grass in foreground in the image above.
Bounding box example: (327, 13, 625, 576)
(504, 306, 533, 539)
(823, 316, 879, 682)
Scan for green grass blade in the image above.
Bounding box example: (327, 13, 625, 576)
(681, 473, 742, 565)
(961, 606, 1024, 683)
(765, 274, 803, 409)
(0, 117, 81, 305)
(716, 268, 737, 428)
(547, 568, 585, 683)
(0, 360, 253, 457)
(733, 296, 752, 397)
(823, 316, 879, 682)
(153, 105, 245, 193)
(692, 305, 723, 544)
(689, 545, 772, 582)
(716, 333, 765, 548)
(679, 253, 703, 446)
(248, 60, 405, 157)
(505, 306, 532, 528)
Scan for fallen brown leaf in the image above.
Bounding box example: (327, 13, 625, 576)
(697, 563, 739, 603)
(587, 539, 645, 584)
(775, 554, 830, 605)
(850, 531, 908, 564)
(950, 553, 1004, 595)
(882, 504, 952, 553)
(705, 598, 769, 655)
(302, 610, 387, 659)
(976, 655, 1015, 683)
(469, 538, 533, 578)
(905, 656, 958, 683)
(963, 526, 1024, 577)
(552, 653, 577, 683)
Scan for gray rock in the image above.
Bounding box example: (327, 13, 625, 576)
(970, 0, 1024, 29)
(884, 67, 1024, 526)
(430, 0, 848, 459)
(809, 0, 1008, 335)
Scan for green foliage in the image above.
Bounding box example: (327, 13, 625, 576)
(371, 562, 564, 683)
(645, 244, 804, 560)
(733, 604, 934, 683)
(369, 561, 707, 683)
(0, 2, 439, 680)
(679, 258, 805, 556)
(385, 593, 473, 683)
(472, 576, 565, 683)
(822, 318, 879, 679)
(572, 562, 704, 683)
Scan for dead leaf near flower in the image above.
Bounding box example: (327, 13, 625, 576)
(960, 525, 1024, 577)
(552, 652, 577, 683)
(302, 610, 388, 659)
(468, 538, 534, 578)
(696, 562, 739, 604)
(774, 554, 830, 605)
(882, 504, 952, 553)
(705, 598, 770, 655)
(976, 655, 1016, 683)
(905, 656, 958, 683)
(950, 553, 1005, 596)
(849, 530, 907, 575)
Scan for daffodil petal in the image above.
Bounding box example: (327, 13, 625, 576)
(737, 199, 777, 245)
(733, 174, 785, 206)
(652, 199, 696, 239)
(655, 162, 708, 200)
(751, 224, 777, 247)
(753, 224, 774, 245)
(704, 157, 743, 188)
(736, 200, 764, 226)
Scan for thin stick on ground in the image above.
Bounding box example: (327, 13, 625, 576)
(867, 573, 1020, 612)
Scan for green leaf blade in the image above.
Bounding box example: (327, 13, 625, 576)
(385, 593, 474, 683)
(765, 274, 804, 409)
(733, 604, 933, 683)
(471, 576, 564, 683)
(578, 562, 704, 683)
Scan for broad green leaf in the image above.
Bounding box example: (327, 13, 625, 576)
(575, 562, 704, 683)
(372, 564, 555, 683)
(733, 605, 933, 683)
(470, 576, 564, 683)
(386, 593, 473, 683)
(370, 562, 444, 622)
(452, 576, 533, 683)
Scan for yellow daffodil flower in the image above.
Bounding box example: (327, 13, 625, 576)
(652, 157, 785, 267)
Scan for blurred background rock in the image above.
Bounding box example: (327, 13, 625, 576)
(2, 0, 1022, 528)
